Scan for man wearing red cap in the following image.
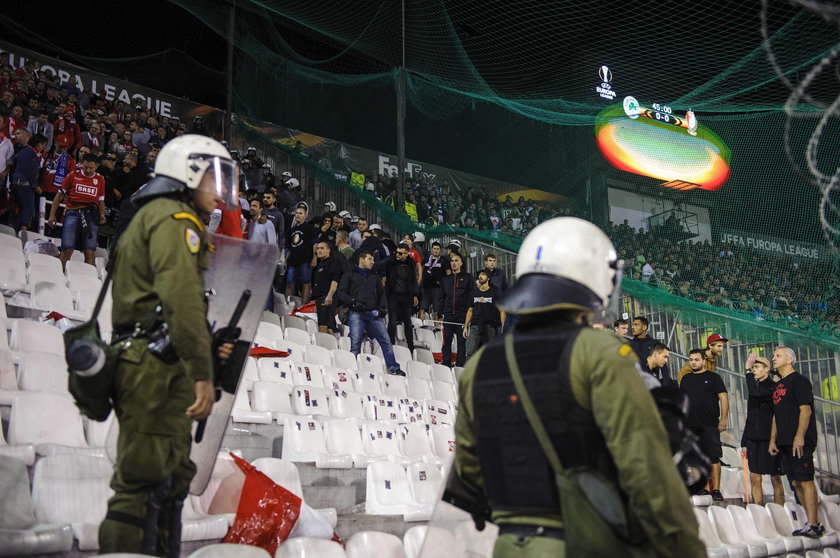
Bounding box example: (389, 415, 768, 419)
(678, 333, 728, 384)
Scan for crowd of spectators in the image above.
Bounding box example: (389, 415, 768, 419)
(606, 220, 840, 331)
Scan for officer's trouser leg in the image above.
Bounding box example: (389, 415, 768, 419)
(493, 534, 566, 558)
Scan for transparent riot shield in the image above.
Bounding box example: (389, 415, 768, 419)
(189, 233, 278, 495)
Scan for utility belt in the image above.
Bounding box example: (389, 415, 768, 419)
(68, 205, 99, 239)
(113, 309, 179, 365)
(498, 524, 565, 541)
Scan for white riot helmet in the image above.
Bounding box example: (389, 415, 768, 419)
(134, 134, 239, 206)
(412, 231, 425, 243)
(498, 217, 622, 314)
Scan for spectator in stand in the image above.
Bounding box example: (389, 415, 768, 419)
(7, 105, 25, 135)
(349, 216, 367, 250)
(463, 269, 505, 359)
(47, 152, 106, 268)
(613, 318, 629, 338)
(261, 190, 285, 252)
(335, 210, 352, 233)
(247, 198, 276, 245)
(208, 199, 244, 239)
(26, 110, 53, 151)
(112, 153, 146, 203)
(286, 203, 318, 303)
(337, 250, 404, 375)
(129, 120, 150, 147)
(639, 343, 676, 388)
(629, 316, 658, 361)
(39, 134, 74, 199)
(11, 129, 45, 231)
(419, 241, 449, 323)
(681, 347, 729, 501)
(311, 240, 345, 333)
(482, 253, 508, 293)
(315, 212, 336, 246)
(82, 121, 103, 150)
(53, 106, 81, 151)
(336, 230, 353, 259)
(769, 347, 824, 538)
(440, 251, 472, 367)
(381, 243, 419, 353)
(741, 353, 784, 506)
(677, 333, 728, 384)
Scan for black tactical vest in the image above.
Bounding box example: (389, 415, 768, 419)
(473, 324, 617, 515)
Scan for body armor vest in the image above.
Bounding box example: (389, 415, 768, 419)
(473, 324, 617, 515)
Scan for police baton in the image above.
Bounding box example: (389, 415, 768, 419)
(195, 289, 252, 443)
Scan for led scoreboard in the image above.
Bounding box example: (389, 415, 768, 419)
(593, 68, 732, 191)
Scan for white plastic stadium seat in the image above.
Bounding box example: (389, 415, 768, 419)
(284, 327, 312, 346)
(10, 320, 65, 355)
(406, 361, 432, 381)
(329, 389, 365, 421)
(0, 416, 36, 466)
(250, 457, 303, 498)
(707, 506, 767, 557)
(422, 400, 454, 426)
(365, 461, 413, 516)
(277, 340, 307, 363)
(392, 345, 413, 369)
(291, 385, 332, 417)
(747, 503, 804, 553)
(785, 502, 839, 546)
(332, 349, 359, 370)
(322, 418, 367, 469)
(65, 261, 98, 277)
(17, 352, 69, 393)
(281, 314, 308, 332)
(401, 398, 425, 424)
(398, 423, 434, 463)
(181, 496, 229, 542)
(0, 454, 74, 556)
(323, 366, 358, 391)
(690, 507, 740, 558)
(256, 358, 295, 384)
(405, 461, 443, 517)
(0, 259, 27, 291)
(230, 389, 273, 425)
(255, 321, 284, 344)
(0, 245, 25, 264)
(412, 348, 436, 366)
(31, 281, 75, 314)
(293, 363, 327, 387)
(251, 381, 295, 423)
(281, 417, 330, 464)
(364, 395, 406, 423)
(27, 264, 66, 289)
(429, 424, 456, 466)
(430, 364, 454, 383)
(766, 503, 821, 550)
(358, 353, 385, 374)
(382, 375, 408, 397)
(406, 378, 433, 400)
(345, 531, 407, 558)
(355, 370, 384, 396)
(0, 232, 22, 250)
(730, 505, 789, 556)
(431, 380, 458, 403)
(187, 542, 271, 558)
(313, 331, 339, 351)
(820, 501, 840, 532)
(8, 392, 104, 457)
(276, 537, 347, 558)
(240, 357, 260, 391)
(362, 421, 413, 465)
(454, 519, 500, 558)
(32, 454, 114, 551)
(304, 344, 333, 366)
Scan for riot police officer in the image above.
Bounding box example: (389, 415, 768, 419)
(98, 135, 237, 556)
(453, 217, 705, 557)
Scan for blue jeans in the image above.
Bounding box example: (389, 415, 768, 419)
(60, 209, 99, 251)
(348, 311, 400, 371)
(12, 183, 35, 230)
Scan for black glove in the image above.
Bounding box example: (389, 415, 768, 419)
(351, 300, 367, 313)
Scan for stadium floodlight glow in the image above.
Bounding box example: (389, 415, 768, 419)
(594, 102, 732, 191)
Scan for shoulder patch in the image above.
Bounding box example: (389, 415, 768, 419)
(172, 211, 204, 231)
(618, 344, 634, 358)
(185, 228, 201, 254)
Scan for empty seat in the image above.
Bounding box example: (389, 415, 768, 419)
(358, 353, 385, 374)
(257, 357, 295, 384)
(313, 332, 339, 351)
(0, 416, 35, 466)
(364, 396, 406, 424)
(332, 349, 359, 370)
(430, 364, 455, 383)
(692, 508, 741, 558)
(355, 370, 384, 396)
(17, 352, 69, 393)
(67, 273, 101, 294)
(365, 461, 413, 516)
(278, 340, 307, 363)
(382, 375, 408, 397)
(429, 424, 456, 465)
(452, 366, 465, 380)
(32, 454, 114, 551)
(8, 392, 101, 456)
(346, 531, 406, 558)
(282, 314, 308, 332)
(728, 505, 787, 556)
(291, 385, 332, 417)
(84, 412, 116, 450)
(181, 496, 229, 542)
(30, 281, 75, 314)
(766, 503, 821, 550)
(406, 361, 431, 381)
(281, 417, 330, 464)
(0, 454, 74, 556)
(406, 378, 432, 400)
(328, 389, 365, 421)
(26, 252, 62, 273)
(251, 457, 303, 498)
(251, 381, 295, 422)
(255, 321, 284, 344)
(277, 537, 347, 558)
(454, 519, 499, 558)
(322, 418, 367, 468)
(403, 525, 462, 558)
(284, 327, 312, 346)
(785, 502, 839, 546)
(0, 260, 27, 291)
(405, 461, 443, 519)
(28, 264, 66, 288)
(192, 451, 243, 526)
(252, 334, 280, 350)
(0, 232, 22, 250)
(240, 356, 260, 391)
(399, 423, 434, 463)
(401, 398, 425, 424)
(423, 400, 454, 426)
(362, 421, 412, 464)
(65, 261, 98, 277)
(323, 366, 358, 391)
(10, 320, 64, 355)
(293, 363, 327, 388)
(188, 542, 272, 558)
(230, 389, 273, 424)
(412, 348, 435, 366)
(392, 345, 413, 369)
(746, 503, 804, 553)
(338, 336, 351, 352)
(821, 501, 840, 532)
(431, 380, 458, 403)
(707, 505, 769, 557)
(0, 347, 16, 391)
(0, 245, 25, 264)
(305, 344, 333, 366)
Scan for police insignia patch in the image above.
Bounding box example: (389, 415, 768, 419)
(185, 228, 200, 254)
(619, 344, 634, 358)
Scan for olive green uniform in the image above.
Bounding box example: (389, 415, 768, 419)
(99, 197, 214, 555)
(454, 327, 706, 558)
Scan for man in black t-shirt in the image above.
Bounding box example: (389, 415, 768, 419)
(463, 270, 504, 359)
(285, 204, 318, 303)
(740, 354, 784, 506)
(419, 241, 450, 322)
(769, 347, 823, 538)
(681, 348, 729, 501)
(311, 241, 345, 333)
(638, 343, 676, 389)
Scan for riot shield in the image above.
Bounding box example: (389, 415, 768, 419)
(189, 233, 278, 495)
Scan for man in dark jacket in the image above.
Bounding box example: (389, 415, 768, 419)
(11, 129, 46, 231)
(336, 250, 404, 375)
(380, 243, 418, 353)
(440, 251, 472, 367)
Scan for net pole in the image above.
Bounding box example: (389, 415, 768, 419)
(395, 0, 406, 217)
(225, 4, 235, 143)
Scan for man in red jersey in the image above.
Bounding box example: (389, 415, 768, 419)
(47, 153, 106, 268)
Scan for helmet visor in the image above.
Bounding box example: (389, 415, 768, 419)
(193, 155, 239, 207)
